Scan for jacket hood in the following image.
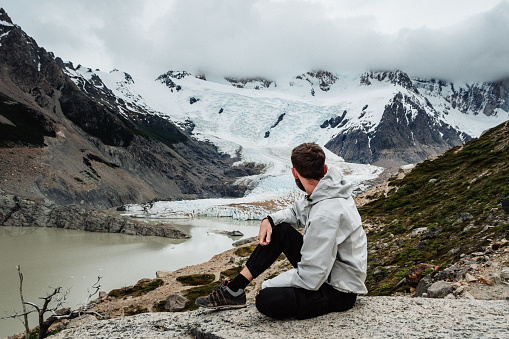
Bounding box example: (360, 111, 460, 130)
(308, 167, 352, 203)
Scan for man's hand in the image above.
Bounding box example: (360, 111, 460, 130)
(258, 218, 272, 246)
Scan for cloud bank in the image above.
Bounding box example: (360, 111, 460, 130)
(2, 0, 509, 82)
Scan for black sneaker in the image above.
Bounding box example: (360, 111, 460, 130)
(195, 279, 246, 309)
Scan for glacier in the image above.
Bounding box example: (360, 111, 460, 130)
(64, 67, 508, 219)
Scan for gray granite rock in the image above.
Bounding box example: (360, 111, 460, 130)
(501, 267, 509, 280)
(164, 294, 188, 312)
(427, 281, 453, 298)
(53, 297, 509, 338)
(415, 274, 433, 297)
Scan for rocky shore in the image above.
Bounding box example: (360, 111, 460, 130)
(32, 229, 505, 339)
(52, 296, 509, 338)
(0, 193, 189, 239)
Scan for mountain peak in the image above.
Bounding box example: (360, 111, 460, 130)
(224, 76, 275, 89)
(0, 8, 14, 25)
(361, 70, 418, 94)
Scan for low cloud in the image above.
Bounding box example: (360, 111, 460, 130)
(2, 0, 509, 82)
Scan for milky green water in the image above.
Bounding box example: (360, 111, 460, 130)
(0, 217, 259, 338)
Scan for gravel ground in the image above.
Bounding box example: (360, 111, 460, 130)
(53, 296, 508, 338)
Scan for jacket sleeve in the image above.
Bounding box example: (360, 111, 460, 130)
(262, 213, 343, 291)
(268, 199, 306, 228)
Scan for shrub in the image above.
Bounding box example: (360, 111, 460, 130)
(176, 274, 215, 286)
(108, 278, 163, 298)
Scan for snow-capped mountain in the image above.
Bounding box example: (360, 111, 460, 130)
(1, 6, 508, 215)
(58, 65, 508, 218)
(67, 66, 508, 170)
(0, 8, 253, 209)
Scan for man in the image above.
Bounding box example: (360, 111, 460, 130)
(196, 143, 367, 319)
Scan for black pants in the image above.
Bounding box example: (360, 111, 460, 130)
(245, 223, 357, 319)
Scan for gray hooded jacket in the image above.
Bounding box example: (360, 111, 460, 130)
(262, 167, 368, 294)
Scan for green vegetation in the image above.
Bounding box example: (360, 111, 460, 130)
(108, 279, 164, 298)
(221, 265, 243, 279)
(361, 121, 509, 296)
(176, 274, 215, 286)
(25, 327, 62, 339)
(235, 244, 257, 257)
(422, 268, 435, 276)
(175, 263, 248, 312)
(180, 281, 220, 312)
(153, 300, 167, 312)
(371, 283, 393, 296)
(124, 305, 149, 316)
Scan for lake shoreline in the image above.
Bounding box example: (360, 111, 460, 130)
(1, 218, 260, 339)
(0, 193, 189, 239)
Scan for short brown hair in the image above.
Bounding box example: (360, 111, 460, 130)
(291, 143, 325, 180)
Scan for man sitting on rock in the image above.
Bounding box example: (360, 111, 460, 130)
(196, 143, 368, 319)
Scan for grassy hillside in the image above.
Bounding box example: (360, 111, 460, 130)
(360, 120, 509, 295)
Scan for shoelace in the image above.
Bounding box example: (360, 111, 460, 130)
(208, 279, 229, 305)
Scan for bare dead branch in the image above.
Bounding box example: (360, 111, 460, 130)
(23, 301, 41, 312)
(17, 265, 30, 339)
(0, 309, 36, 320)
(81, 276, 102, 312)
(3, 268, 104, 339)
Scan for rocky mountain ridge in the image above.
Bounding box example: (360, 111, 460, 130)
(138, 67, 509, 168)
(0, 8, 252, 209)
(2, 4, 509, 207)
(326, 70, 509, 166)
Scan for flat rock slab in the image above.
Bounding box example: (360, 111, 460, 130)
(54, 296, 509, 338)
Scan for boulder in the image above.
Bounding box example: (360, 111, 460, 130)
(415, 274, 433, 297)
(164, 294, 188, 312)
(501, 267, 509, 280)
(491, 273, 502, 284)
(427, 281, 453, 298)
(156, 271, 172, 278)
(233, 236, 257, 247)
(410, 227, 428, 237)
(465, 273, 477, 282)
(453, 285, 464, 296)
(454, 213, 473, 225)
(463, 292, 475, 300)
(405, 263, 439, 287)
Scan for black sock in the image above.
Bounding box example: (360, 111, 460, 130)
(228, 274, 249, 292)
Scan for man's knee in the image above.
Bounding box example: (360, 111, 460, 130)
(255, 289, 272, 316)
(271, 222, 294, 238)
(255, 287, 297, 319)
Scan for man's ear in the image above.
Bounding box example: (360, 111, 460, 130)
(324, 164, 328, 175)
(291, 168, 299, 179)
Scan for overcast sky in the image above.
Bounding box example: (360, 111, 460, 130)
(2, 0, 509, 82)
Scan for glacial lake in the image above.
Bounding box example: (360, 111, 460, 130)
(0, 217, 259, 338)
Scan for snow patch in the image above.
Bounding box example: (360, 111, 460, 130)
(0, 20, 14, 27)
